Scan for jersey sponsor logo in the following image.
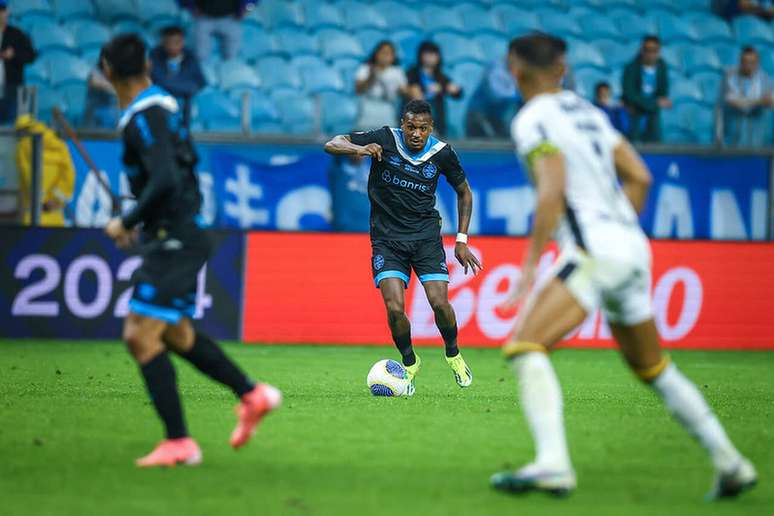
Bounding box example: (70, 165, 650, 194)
(422, 162, 438, 179)
(403, 163, 420, 175)
(373, 254, 385, 271)
(381, 171, 430, 192)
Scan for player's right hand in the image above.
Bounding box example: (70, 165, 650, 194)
(359, 143, 383, 161)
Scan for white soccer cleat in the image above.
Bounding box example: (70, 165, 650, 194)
(707, 458, 757, 500)
(491, 463, 577, 497)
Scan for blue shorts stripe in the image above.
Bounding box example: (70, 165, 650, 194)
(419, 273, 449, 283)
(129, 299, 183, 324)
(374, 270, 410, 288)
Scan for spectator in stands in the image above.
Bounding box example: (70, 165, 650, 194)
(150, 26, 206, 126)
(0, 1, 36, 125)
(465, 55, 520, 139)
(722, 46, 773, 146)
(622, 35, 671, 143)
(717, 0, 774, 20)
(83, 59, 119, 129)
(593, 81, 629, 135)
(405, 41, 462, 137)
(354, 40, 410, 130)
(178, 0, 256, 61)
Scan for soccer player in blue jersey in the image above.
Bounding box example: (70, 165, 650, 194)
(324, 100, 483, 391)
(101, 34, 280, 466)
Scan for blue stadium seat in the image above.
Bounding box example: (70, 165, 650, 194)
(683, 46, 723, 75)
(111, 20, 152, 48)
(331, 57, 361, 92)
(261, 0, 303, 29)
(674, 102, 715, 144)
(692, 71, 723, 105)
(421, 5, 464, 33)
(660, 45, 685, 73)
(25, 61, 50, 86)
(46, 53, 91, 86)
(761, 49, 774, 77)
(374, 1, 423, 31)
(9, 0, 51, 17)
(304, 3, 344, 30)
(66, 20, 112, 52)
(649, 0, 682, 12)
(193, 88, 241, 130)
(495, 6, 541, 35)
(81, 48, 102, 67)
(94, 0, 139, 23)
(31, 22, 77, 54)
(593, 39, 637, 69)
(36, 87, 68, 124)
(568, 42, 607, 72)
(228, 89, 280, 125)
(670, 78, 704, 104)
(136, 0, 179, 23)
(343, 4, 388, 30)
(290, 54, 328, 74)
(611, 9, 656, 39)
(241, 6, 266, 29)
(455, 4, 502, 35)
(252, 121, 283, 134)
(733, 16, 774, 46)
(578, 14, 623, 40)
(392, 30, 426, 64)
(53, 0, 96, 21)
(272, 91, 315, 135)
(318, 30, 365, 60)
(539, 10, 582, 37)
(574, 68, 609, 100)
(568, 6, 602, 20)
(472, 34, 509, 58)
(584, 0, 639, 9)
(448, 62, 484, 98)
(219, 60, 261, 91)
(257, 56, 302, 90)
(686, 13, 733, 43)
(60, 83, 87, 124)
(433, 32, 485, 66)
(714, 42, 741, 67)
(275, 28, 319, 57)
(354, 29, 388, 58)
(200, 61, 218, 86)
(657, 13, 700, 43)
(302, 67, 345, 94)
(240, 25, 278, 62)
(607, 68, 623, 99)
(16, 12, 57, 32)
(320, 92, 358, 134)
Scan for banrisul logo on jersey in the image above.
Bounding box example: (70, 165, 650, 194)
(381, 170, 429, 192)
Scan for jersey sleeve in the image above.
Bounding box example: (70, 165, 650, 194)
(348, 126, 388, 146)
(511, 106, 562, 170)
(440, 146, 467, 188)
(121, 107, 181, 229)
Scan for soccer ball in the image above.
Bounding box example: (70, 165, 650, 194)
(366, 359, 414, 397)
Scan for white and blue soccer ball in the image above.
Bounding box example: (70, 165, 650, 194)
(367, 359, 414, 397)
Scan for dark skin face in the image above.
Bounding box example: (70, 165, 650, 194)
(641, 40, 661, 66)
(400, 112, 433, 151)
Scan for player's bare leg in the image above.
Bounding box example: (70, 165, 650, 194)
(492, 278, 586, 496)
(163, 319, 281, 449)
(423, 280, 472, 387)
(380, 278, 421, 379)
(124, 313, 201, 467)
(611, 320, 757, 500)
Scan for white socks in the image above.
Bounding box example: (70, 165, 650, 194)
(651, 363, 743, 473)
(512, 352, 572, 472)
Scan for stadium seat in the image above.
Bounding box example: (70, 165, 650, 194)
(374, 1, 423, 31)
(584, 0, 639, 9)
(455, 4, 502, 35)
(136, 0, 179, 23)
(261, 0, 304, 29)
(66, 20, 112, 53)
(610, 9, 656, 39)
(354, 29, 388, 58)
(568, 6, 602, 20)
(733, 16, 774, 46)
(343, 4, 388, 31)
(59, 82, 87, 124)
(318, 30, 365, 60)
(575, 68, 609, 100)
(692, 71, 723, 105)
(240, 25, 278, 62)
(241, 6, 266, 29)
(568, 42, 607, 72)
(433, 32, 485, 66)
(657, 13, 700, 43)
(53, 0, 96, 21)
(299, 65, 344, 94)
(686, 13, 734, 43)
(761, 49, 774, 77)
(607, 68, 623, 99)
(660, 45, 685, 73)
(444, 95, 468, 138)
(46, 53, 91, 86)
(219, 60, 261, 91)
(539, 10, 582, 38)
(578, 14, 623, 40)
(674, 101, 715, 144)
(25, 61, 50, 86)
(36, 87, 68, 124)
(392, 30, 426, 64)
(111, 20, 152, 47)
(593, 39, 637, 69)
(495, 6, 541, 35)
(331, 57, 361, 91)
(256, 56, 302, 90)
(290, 54, 327, 74)
(683, 46, 723, 75)
(232, 89, 280, 125)
(304, 3, 344, 30)
(714, 42, 741, 67)
(31, 22, 77, 54)
(193, 89, 241, 130)
(81, 48, 102, 67)
(94, 0, 139, 23)
(200, 61, 218, 86)
(320, 92, 358, 134)
(421, 5, 464, 33)
(472, 34, 509, 58)
(275, 28, 320, 57)
(670, 78, 704, 104)
(16, 12, 57, 31)
(272, 91, 316, 135)
(252, 121, 284, 134)
(9, 0, 51, 17)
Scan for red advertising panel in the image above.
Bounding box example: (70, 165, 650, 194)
(243, 232, 774, 349)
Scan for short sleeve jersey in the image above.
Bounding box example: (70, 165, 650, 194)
(511, 90, 640, 251)
(118, 85, 201, 235)
(349, 126, 466, 241)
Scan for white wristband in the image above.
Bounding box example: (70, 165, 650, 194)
(456, 233, 468, 244)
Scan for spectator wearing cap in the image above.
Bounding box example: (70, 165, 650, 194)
(722, 46, 773, 146)
(178, 0, 256, 61)
(150, 26, 206, 126)
(0, 0, 36, 125)
(622, 35, 671, 143)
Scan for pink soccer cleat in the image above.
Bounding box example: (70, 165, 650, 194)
(230, 384, 282, 449)
(135, 437, 202, 468)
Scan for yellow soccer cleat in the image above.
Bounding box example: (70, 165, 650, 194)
(447, 353, 473, 388)
(404, 354, 422, 381)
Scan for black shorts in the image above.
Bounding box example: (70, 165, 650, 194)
(371, 236, 449, 288)
(128, 229, 211, 324)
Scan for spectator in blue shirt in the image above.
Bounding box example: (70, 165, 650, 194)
(722, 46, 773, 146)
(622, 35, 671, 143)
(465, 56, 521, 138)
(593, 81, 630, 135)
(149, 26, 206, 126)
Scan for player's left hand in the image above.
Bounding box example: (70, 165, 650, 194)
(500, 262, 536, 310)
(455, 243, 483, 275)
(105, 217, 134, 249)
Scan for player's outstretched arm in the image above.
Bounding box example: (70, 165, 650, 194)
(613, 139, 652, 214)
(453, 180, 483, 275)
(324, 134, 383, 161)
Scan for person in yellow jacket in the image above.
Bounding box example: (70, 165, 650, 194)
(15, 114, 75, 226)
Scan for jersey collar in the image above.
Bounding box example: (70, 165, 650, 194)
(117, 84, 179, 131)
(389, 128, 447, 166)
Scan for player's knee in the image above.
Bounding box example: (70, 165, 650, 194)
(123, 324, 162, 363)
(631, 355, 671, 383)
(385, 300, 405, 322)
(502, 339, 548, 360)
(428, 296, 451, 314)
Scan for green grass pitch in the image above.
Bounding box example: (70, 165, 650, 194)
(0, 341, 772, 516)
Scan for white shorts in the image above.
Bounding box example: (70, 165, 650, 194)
(551, 223, 653, 326)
